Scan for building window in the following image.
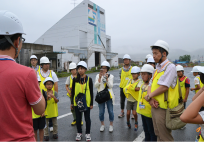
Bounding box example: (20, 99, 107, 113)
(88, 4, 104, 15)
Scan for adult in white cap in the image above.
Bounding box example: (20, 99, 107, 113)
(0, 10, 45, 141)
(94, 61, 115, 132)
(118, 54, 133, 118)
(180, 66, 204, 142)
(39, 56, 59, 134)
(30, 55, 41, 72)
(190, 66, 204, 94)
(137, 64, 157, 141)
(176, 65, 190, 109)
(147, 57, 156, 69)
(71, 61, 93, 141)
(144, 40, 178, 141)
(145, 54, 153, 62)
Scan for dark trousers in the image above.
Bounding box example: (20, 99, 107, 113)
(141, 115, 157, 141)
(120, 88, 126, 110)
(75, 106, 91, 134)
(49, 118, 53, 127)
(184, 102, 186, 109)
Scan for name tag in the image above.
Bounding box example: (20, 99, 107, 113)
(126, 77, 129, 80)
(139, 102, 145, 109)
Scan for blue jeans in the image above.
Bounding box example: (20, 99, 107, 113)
(141, 115, 157, 141)
(98, 99, 114, 122)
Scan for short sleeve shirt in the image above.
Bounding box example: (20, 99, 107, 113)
(0, 55, 42, 141)
(194, 75, 200, 85)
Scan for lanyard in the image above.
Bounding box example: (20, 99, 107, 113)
(80, 77, 86, 93)
(141, 84, 148, 104)
(152, 61, 170, 81)
(0, 58, 14, 61)
(128, 79, 139, 90)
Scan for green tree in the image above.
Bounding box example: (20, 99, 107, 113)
(179, 55, 191, 62)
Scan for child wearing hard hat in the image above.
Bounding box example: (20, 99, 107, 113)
(30, 55, 40, 72)
(39, 56, 59, 133)
(147, 57, 156, 69)
(123, 66, 143, 131)
(43, 77, 59, 141)
(137, 64, 157, 141)
(65, 62, 83, 126)
(191, 66, 204, 94)
(71, 61, 93, 141)
(119, 54, 133, 118)
(176, 65, 190, 109)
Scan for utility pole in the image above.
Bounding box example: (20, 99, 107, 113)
(71, 0, 77, 7)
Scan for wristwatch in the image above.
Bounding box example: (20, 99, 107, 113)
(147, 94, 151, 101)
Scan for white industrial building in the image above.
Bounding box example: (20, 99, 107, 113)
(35, 0, 118, 71)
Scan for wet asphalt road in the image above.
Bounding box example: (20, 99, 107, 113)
(45, 67, 199, 141)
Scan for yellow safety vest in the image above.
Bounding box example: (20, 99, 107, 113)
(74, 77, 91, 107)
(196, 76, 204, 93)
(123, 79, 141, 101)
(32, 70, 56, 118)
(179, 76, 187, 100)
(137, 84, 152, 118)
(199, 135, 204, 141)
(45, 91, 58, 118)
(67, 76, 73, 97)
(151, 70, 180, 109)
(120, 67, 133, 88)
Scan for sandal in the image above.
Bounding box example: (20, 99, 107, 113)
(127, 122, 131, 129)
(134, 122, 138, 131)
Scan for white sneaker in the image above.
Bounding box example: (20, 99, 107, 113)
(85, 134, 91, 141)
(100, 125, 105, 132)
(50, 127, 53, 132)
(109, 125, 113, 132)
(76, 133, 82, 141)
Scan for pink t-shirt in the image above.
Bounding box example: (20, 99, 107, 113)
(0, 56, 42, 141)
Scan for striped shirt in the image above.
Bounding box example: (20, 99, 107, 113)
(149, 59, 177, 88)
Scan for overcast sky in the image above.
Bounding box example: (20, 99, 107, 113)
(1, 0, 204, 60)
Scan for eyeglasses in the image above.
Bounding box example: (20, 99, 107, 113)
(22, 37, 25, 43)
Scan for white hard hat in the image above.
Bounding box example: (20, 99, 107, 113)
(40, 56, 50, 64)
(30, 55, 38, 60)
(197, 66, 204, 74)
(131, 66, 140, 74)
(151, 40, 169, 53)
(176, 65, 184, 71)
(43, 77, 54, 85)
(191, 66, 201, 73)
(77, 61, 87, 69)
(123, 54, 131, 60)
(69, 62, 77, 70)
(0, 10, 25, 35)
(141, 64, 154, 74)
(147, 57, 155, 63)
(146, 54, 153, 59)
(101, 61, 110, 68)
